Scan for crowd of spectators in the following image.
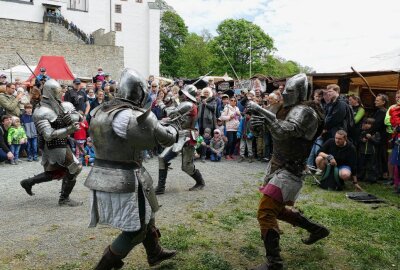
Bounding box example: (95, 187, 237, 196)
(1, 69, 400, 194)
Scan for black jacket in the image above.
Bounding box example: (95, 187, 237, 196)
(318, 138, 357, 174)
(0, 125, 10, 153)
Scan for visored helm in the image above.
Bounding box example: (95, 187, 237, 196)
(282, 73, 309, 108)
(180, 84, 197, 102)
(116, 68, 149, 108)
(42, 79, 62, 103)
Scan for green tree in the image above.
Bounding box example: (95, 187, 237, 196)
(210, 19, 275, 78)
(160, 10, 188, 77)
(175, 33, 214, 78)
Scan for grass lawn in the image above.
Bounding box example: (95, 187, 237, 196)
(145, 176, 400, 270)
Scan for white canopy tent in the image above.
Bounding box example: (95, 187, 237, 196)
(1, 65, 36, 82)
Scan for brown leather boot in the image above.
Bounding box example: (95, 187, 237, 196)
(142, 225, 177, 266)
(251, 229, 283, 270)
(94, 246, 124, 270)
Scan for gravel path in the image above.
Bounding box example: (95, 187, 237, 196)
(0, 157, 266, 269)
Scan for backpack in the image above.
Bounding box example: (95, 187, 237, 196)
(319, 164, 344, 191)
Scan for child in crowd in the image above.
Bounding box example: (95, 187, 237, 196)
(237, 111, 254, 163)
(20, 104, 38, 161)
(200, 127, 212, 162)
(73, 117, 89, 160)
(357, 118, 380, 183)
(7, 117, 27, 165)
(194, 128, 204, 161)
(210, 129, 225, 162)
(215, 118, 227, 143)
(84, 137, 96, 166)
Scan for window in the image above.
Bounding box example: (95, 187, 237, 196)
(136, 0, 143, 3)
(115, 4, 121, 13)
(115, 23, 122, 31)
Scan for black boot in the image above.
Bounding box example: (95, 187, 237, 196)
(20, 172, 53, 196)
(142, 225, 177, 267)
(58, 175, 82, 207)
(189, 169, 205, 191)
(293, 213, 329, 245)
(94, 246, 124, 270)
(251, 229, 283, 270)
(155, 169, 168, 195)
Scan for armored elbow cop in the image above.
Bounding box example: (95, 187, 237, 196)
(154, 122, 179, 147)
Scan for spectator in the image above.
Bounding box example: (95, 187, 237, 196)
(93, 67, 105, 82)
(386, 90, 400, 194)
(215, 117, 227, 144)
(323, 84, 350, 140)
(220, 96, 241, 160)
(102, 74, 112, 89)
(87, 88, 96, 104)
(371, 94, 389, 180)
(0, 115, 13, 163)
(209, 129, 225, 162)
(0, 83, 22, 117)
(7, 117, 27, 165)
(84, 137, 96, 166)
(64, 78, 90, 117)
(200, 128, 212, 162)
(0, 74, 7, 86)
(198, 87, 217, 135)
(194, 128, 204, 160)
(30, 87, 41, 112)
(20, 104, 38, 161)
(35, 67, 51, 88)
(103, 84, 114, 101)
(73, 118, 89, 160)
(94, 80, 103, 93)
(357, 118, 380, 183)
(149, 82, 158, 102)
(237, 111, 254, 163)
(306, 89, 325, 168)
(16, 87, 30, 114)
(348, 95, 365, 144)
(316, 130, 362, 191)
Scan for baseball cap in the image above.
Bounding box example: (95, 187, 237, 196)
(73, 78, 81, 84)
(40, 67, 46, 72)
(221, 94, 229, 99)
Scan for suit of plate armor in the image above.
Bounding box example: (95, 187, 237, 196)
(20, 79, 83, 207)
(247, 74, 329, 270)
(154, 84, 205, 194)
(85, 69, 180, 270)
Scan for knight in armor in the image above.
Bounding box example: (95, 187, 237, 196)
(246, 74, 330, 270)
(154, 84, 205, 194)
(85, 69, 182, 269)
(20, 79, 83, 207)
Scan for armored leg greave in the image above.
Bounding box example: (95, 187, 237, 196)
(278, 209, 329, 245)
(251, 229, 283, 270)
(155, 169, 168, 195)
(94, 246, 124, 270)
(188, 169, 205, 191)
(58, 173, 82, 207)
(20, 172, 53, 196)
(142, 224, 177, 267)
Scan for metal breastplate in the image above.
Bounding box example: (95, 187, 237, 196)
(270, 107, 314, 176)
(47, 116, 68, 149)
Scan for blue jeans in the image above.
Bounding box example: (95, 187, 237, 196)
(210, 152, 222, 161)
(10, 144, 21, 161)
(307, 137, 324, 167)
(0, 148, 7, 162)
(27, 137, 38, 159)
(226, 131, 237, 156)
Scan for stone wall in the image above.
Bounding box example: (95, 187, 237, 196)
(0, 37, 124, 79)
(44, 22, 86, 44)
(0, 18, 44, 40)
(0, 18, 123, 79)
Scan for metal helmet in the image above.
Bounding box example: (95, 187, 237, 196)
(42, 79, 62, 103)
(282, 73, 309, 107)
(115, 68, 149, 108)
(180, 84, 197, 102)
